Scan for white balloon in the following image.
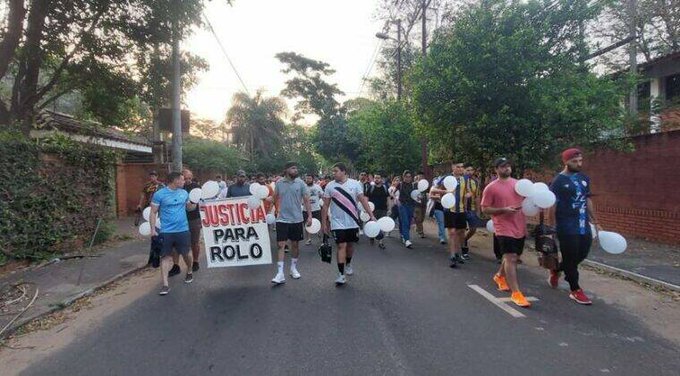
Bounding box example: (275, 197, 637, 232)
(377, 216, 395, 232)
(515, 179, 535, 197)
(249, 183, 260, 196)
(486, 220, 495, 233)
(266, 214, 276, 225)
(189, 188, 202, 203)
(256, 184, 270, 200)
(155, 217, 161, 230)
(590, 223, 598, 239)
(247, 196, 261, 210)
(521, 198, 540, 216)
(306, 218, 321, 234)
(142, 206, 151, 221)
(364, 221, 381, 238)
(417, 179, 430, 192)
(532, 182, 550, 194)
(319, 199, 324, 207)
(138, 222, 151, 236)
(441, 193, 456, 209)
(443, 176, 458, 191)
(411, 190, 421, 202)
(599, 231, 627, 254)
(201, 181, 220, 199)
(360, 211, 371, 222)
(533, 190, 556, 209)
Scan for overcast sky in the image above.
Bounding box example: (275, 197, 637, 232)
(185, 0, 386, 124)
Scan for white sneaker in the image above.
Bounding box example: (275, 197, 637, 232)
(271, 272, 286, 285)
(290, 266, 301, 279)
(345, 265, 354, 276)
(305, 239, 312, 245)
(335, 274, 346, 285)
(405, 240, 413, 248)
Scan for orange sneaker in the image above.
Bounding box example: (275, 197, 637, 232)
(493, 274, 510, 292)
(511, 291, 531, 308)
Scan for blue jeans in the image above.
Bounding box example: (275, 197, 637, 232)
(434, 210, 446, 241)
(399, 204, 414, 241)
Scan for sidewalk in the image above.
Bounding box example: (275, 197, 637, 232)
(0, 218, 150, 338)
(420, 219, 680, 291)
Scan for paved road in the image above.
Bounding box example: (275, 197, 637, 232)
(22, 234, 680, 376)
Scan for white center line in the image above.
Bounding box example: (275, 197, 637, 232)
(468, 284, 526, 318)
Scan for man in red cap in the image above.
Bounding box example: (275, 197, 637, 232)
(547, 148, 602, 305)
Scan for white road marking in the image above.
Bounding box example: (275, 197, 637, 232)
(467, 284, 526, 318)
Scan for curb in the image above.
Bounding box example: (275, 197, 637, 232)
(1, 263, 149, 340)
(582, 259, 680, 292)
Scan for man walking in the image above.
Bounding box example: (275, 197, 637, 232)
(462, 164, 480, 260)
(136, 171, 163, 225)
(431, 163, 468, 267)
(303, 173, 324, 245)
(481, 158, 531, 307)
(227, 170, 251, 198)
(182, 169, 201, 272)
(150, 172, 196, 296)
(413, 172, 427, 239)
(270, 162, 312, 285)
(322, 163, 376, 285)
(397, 171, 417, 248)
(548, 148, 600, 305)
(367, 173, 390, 249)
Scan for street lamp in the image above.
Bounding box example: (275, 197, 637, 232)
(376, 20, 402, 101)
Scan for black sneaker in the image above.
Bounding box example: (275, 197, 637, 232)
(159, 286, 170, 295)
(185, 273, 194, 284)
(378, 241, 386, 250)
(168, 264, 181, 277)
(455, 253, 466, 264)
(192, 262, 200, 272)
(449, 256, 457, 268)
(462, 253, 471, 261)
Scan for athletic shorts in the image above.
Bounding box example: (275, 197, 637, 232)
(276, 222, 304, 242)
(444, 212, 468, 229)
(160, 231, 191, 257)
(189, 218, 202, 246)
(332, 228, 359, 244)
(496, 236, 525, 255)
(302, 210, 322, 221)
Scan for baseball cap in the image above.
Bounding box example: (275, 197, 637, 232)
(493, 157, 511, 168)
(236, 170, 247, 177)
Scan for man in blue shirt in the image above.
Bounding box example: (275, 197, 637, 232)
(150, 172, 198, 296)
(548, 148, 602, 305)
(227, 170, 251, 198)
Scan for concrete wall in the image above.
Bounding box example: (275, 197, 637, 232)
(115, 163, 168, 217)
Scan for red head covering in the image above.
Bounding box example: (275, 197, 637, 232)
(561, 148, 582, 164)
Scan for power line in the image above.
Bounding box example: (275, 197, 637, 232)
(357, 39, 384, 96)
(202, 13, 250, 95)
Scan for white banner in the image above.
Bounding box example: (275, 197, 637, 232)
(199, 197, 272, 268)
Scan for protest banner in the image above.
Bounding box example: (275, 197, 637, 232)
(199, 197, 271, 268)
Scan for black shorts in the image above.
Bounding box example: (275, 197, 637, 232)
(332, 228, 359, 244)
(276, 222, 304, 242)
(373, 209, 387, 219)
(444, 212, 468, 229)
(160, 231, 191, 257)
(496, 236, 526, 255)
(189, 218, 202, 246)
(302, 210, 322, 221)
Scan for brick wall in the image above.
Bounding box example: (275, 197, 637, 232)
(586, 130, 680, 244)
(115, 163, 168, 217)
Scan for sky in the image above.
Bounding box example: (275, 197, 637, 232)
(185, 0, 386, 124)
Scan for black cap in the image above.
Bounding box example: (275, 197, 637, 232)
(284, 161, 297, 170)
(236, 170, 246, 177)
(149, 170, 158, 176)
(493, 157, 511, 168)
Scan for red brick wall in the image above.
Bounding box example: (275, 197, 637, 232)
(587, 130, 680, 244)
(115, 163, 168, 217)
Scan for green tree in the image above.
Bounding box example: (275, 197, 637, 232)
(182, 137, 244, 177)
(225, 89, 287, 164)
(347, 99, 420, 174)
(409, 0, 626, 174)
(282, 123, 320, 174)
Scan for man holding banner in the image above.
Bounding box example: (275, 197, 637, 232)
(270, 162, 313, 285)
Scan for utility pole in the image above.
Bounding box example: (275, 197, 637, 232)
(396, 19, 402, 101)
(627, 0, 638, 117)
(170, 1, 183, 173)
(420, 0, 431, 180)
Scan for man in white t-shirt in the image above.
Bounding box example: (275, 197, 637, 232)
(304, 173, 324, 245)
(322, 163, 376, 286)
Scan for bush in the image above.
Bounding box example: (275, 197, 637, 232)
(0, 132, 117, 260)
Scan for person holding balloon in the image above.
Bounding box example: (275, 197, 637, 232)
(546, 148, 601, 305)
(480, 158, 531, 308)
(322, 163, 377, 286)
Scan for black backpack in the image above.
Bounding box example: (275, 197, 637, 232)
(534, 213, 558, 270)
(318, 234, 333, 263)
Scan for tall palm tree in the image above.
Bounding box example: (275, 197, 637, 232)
(226, 90, 287, 161)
